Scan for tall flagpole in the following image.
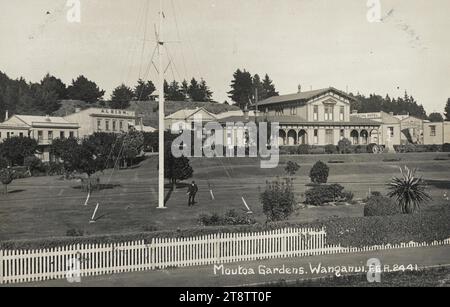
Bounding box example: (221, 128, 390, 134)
(157, 0, 166, 209)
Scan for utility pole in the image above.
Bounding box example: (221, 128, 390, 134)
(157, 0, 166, 209)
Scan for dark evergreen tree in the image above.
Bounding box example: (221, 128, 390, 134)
(67, 75, 105, 103)
(110, 84, 133, 109)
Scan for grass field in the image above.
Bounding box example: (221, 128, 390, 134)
(1, 152, 450, 241)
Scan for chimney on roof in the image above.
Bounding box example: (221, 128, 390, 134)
(297, 84, 302, 93)
(5, 110, 8, 121)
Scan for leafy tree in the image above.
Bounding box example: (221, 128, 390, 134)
(110, 84, 134, 109)
(351, 92, 427, 119)
(228, 69, 253, 110)
(252, 74, 264, 103)
(164, 142, 193, 187)
(30, 82, 60, 115)
(428, 112, 443, 122)
(309, 161, 329, 184)
(387, 166, 431, 214)
(40, 73, 68, 100)
(285, 161, 300, 177)
(0, 167, 15, 195)
(120, 129, 144, 166)
(133, 79, 156, 101)
(261, 178, 295, 222)
(67, 75, 105, 103)
(445, 98, 450, 121)
(261, 74, 279, 100)
(0, 137, 38, 166)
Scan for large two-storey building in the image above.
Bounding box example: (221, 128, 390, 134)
(0, 114, 79, 161)
(247, 87, 382, 146)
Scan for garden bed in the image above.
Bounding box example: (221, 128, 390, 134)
(1, 205, 449, 251)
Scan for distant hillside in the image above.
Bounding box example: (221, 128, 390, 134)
(127, 101, 240, 127)
(52, 100, 102, 117)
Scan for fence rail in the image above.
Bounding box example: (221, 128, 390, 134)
(1, 227, 449, 285)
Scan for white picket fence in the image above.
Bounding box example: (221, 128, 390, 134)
(1, 227, 449, 285)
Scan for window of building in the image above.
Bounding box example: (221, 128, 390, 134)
(313, 129, 319, 144)
(430, 125, 436, 137)
(313, 106, 319, 121)
(290, 107, 297, 115)
(120, 121, 124, 131)
(324, 105, 334, 121)
(38, 130, 43, 141)
(340, 106, 345, 121)
(105, 120, 110, 131)
(388, 127, 394, 138)
(275, 107, 284, 116)
(325, 129, 334, 145)
(97, 119, 102, 131)
(69, 131, 75, 138)
(6, 132, 8, 138)
(60, 131, 65, 139)
(340, 129, 345, 140)
(48, 131, 53, 141)
(112, 121, 117, 131)
(19, 132, 23, 137)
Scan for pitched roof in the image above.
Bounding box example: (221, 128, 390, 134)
(15, 115, 73, 125)
(165, 107, 217, 120)
(255, 87, 357, 107)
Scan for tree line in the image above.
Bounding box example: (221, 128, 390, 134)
(351, 91, 449, 122)
(227, 69, 279, 110)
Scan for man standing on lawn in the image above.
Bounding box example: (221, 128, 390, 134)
(187, 181, 198, 207)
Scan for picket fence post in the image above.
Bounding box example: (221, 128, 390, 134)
(0, 249, 3, 284)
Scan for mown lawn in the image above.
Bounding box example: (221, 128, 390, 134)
(0, 152, 449, 241)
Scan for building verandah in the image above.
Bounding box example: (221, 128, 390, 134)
(277, 125, 381, 146)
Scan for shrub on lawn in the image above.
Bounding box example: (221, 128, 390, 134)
(304, 184, 353, 206)
(338, 138, 352, 154)
(325, 144, 338, 154)
(66, 228, 84, 237)
(261, 178, 295, 222)
(367, 143, 379, 154)
(309, 161, 329, 184)
(285, 161, 300, 176)
(24, 156, 45, 175)
(199, 210, 256, 226)
(364, 195, 400, 217)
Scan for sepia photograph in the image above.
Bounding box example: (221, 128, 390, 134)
(0, 0, 449, 294)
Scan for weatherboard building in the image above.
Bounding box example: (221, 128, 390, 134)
(244, 87, 382, 146)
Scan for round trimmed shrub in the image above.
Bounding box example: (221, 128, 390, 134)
(338, 138, 352, 154)
(364, 195, 400, 217)
(309, 161, 329, 184)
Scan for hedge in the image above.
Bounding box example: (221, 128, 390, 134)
(364, 195, 400, 216)
(1, 206, 448, 251)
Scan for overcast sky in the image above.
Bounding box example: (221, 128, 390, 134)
(0, 0, 449, 113)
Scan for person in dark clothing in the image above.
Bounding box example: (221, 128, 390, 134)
(187, 181, 198, 206)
